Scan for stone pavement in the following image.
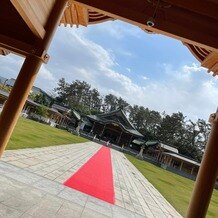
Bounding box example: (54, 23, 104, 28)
(0, 142, 182, 217)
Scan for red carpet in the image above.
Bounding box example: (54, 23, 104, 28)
(64, 146, 115, 204)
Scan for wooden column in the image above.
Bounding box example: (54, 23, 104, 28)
(90, 121, 96, 132)
(180, 161, 184, 171)
(186, 112, 218, 218)
(128, 135, 133, 146)
(191, 167, 195, 175)
(168, 157, 172, 166)
(117, 130, 123, 144)
(101, 124, 106, 136)
(0, 0, 67, 157)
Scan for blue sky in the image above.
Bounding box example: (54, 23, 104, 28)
(0, 20, 217, 121)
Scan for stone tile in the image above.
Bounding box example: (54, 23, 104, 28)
(43, 173, 58, 180)
(85, 196, 113, 217)
(133, 205, 145, 216)
(1, 156, 19, 162)
(0, 203, 23, 218)
(25, 194, 63, 216)
(58, 188, 88, 206)
(148, 204, 168, 217)
(81, 207, 110, 218)
(13, 186, 46, 202)
(34, 170, 48, 176)
(33, 179, 64, 195)
(124, 203, 135, 212)
(4, 170, 41, 185)
(18, 158, 41, 166)
(112, 205, 136, 218)
(19, 213, 33, 218)
(1, 196, 37, 213)
(7, 161, 29, 168)
(56, 202, 83, 218)
(0, 191, 13, 203)
(115, 199, 125, 207)
(135, 213, 148, 218)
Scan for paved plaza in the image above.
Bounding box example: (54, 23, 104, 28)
(0, 142, 182, 217)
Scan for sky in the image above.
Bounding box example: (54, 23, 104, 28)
(0, 20, 218, 121)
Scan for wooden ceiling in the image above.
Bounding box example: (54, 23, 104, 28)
(0, 0, 218, 75)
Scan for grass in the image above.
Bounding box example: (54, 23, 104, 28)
(126, 154, 218, 217)
(6, 117, 88, 150)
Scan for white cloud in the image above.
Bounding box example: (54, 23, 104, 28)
(142, 76, 149, 80)
(38, 65, 55, 81)
(91, 21, 143, 40)
(50, 29, 217, 120)
(1, 27, 217, 121)
(183, 63, 204, 74)
(0, 55, 23, 79)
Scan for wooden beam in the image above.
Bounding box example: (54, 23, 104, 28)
(202, 52, 218, 75)
(73, 0, 218, 51)
(0, 48, 10, 56)
(10, 0, 47, 39)
(162, 0, 218, 20)
(202, 52, 218, 69)
(0, 34, 32, 56)
(75, 4, 88, 26)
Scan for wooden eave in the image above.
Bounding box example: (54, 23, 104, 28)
(0, 0, 218, 75)
(0, 47, 9, 56)
(184, 43, 218, 76)
(72, 0, 218, 51)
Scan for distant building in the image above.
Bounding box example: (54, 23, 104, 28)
(2, 78, 53, 106)
(0, 76, 8, 85)
(143, 141, 201, 180)
(0, 89, 71, 128)
(83, 109, 144, 146)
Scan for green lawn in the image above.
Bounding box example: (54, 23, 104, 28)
(126, 154, 218, 217)
(6, 117, 88, 150)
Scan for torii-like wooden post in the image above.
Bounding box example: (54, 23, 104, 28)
(0, 0, 68, 157)
(186, 110, 218, 218)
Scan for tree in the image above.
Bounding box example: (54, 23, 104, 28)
(103, 94, 118, 112)
(89, 88, 102, 113)
(156, 112, 186, 146)
(35, 105, 48, 118)
(143, 109, 162, 136)
(0, 84, 11, 92)
(129, 105, 146, 130)
(54, 79, 103, 115)
(54, 78, 69, 106)
(129, 106, 161, 140)
(196, 119, 211, 151)
(117, 97, 129, 114)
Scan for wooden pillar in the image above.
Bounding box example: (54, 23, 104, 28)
(186, 112, 218, 218)
(117, 130, 123, 145)
(23, 104, 27, 112)
(191, 167, 195, 175)
(128, 135, 133, 146)
(91, 121, 95, 132)
(168, 157, 172, 166)
(0, 0, 67, 157)
(171, 160, 175, 167)
(180, 161, 184, 171)
(101, 124, 106, 136)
